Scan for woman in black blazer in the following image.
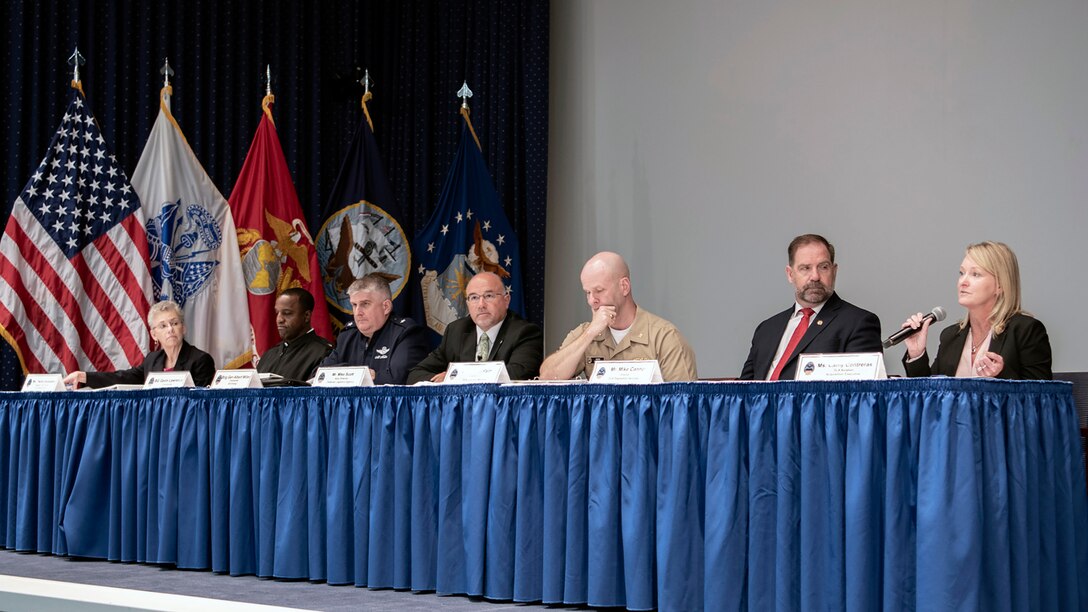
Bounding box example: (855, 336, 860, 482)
(62, 300, 216, 388)
(900, 241, 1052, 380)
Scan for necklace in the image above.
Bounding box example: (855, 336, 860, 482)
(970, 329, 990, 355)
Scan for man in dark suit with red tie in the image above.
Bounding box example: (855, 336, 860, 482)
(740, 234, 882, 381)
(407, 271, 543, 383)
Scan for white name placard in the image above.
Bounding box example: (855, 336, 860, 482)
(22, 373, 65, 392)
(144, 371, 195, 389)
(588, 360, 664, 384)
(794, 352, 887, 381)
(211, 369, 263, 389)
(312, 366, 374, 387)
(442, 361, 511, 384)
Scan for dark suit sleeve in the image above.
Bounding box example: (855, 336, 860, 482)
(845, 309, 883, 354)
(1006, 317, 1052, 380)
(299, 341, 333, 381)
(407, 334, 455, 384)
(740, 317, 774, 380)
(503, 322, 544, 380)
(389, 324, 432, 385)
(902, 350, 933, 377)
(85, 362, 147, 388)
(189, 351, 217, 387)
(740, 338, 759, 380)
(320, 333, 350, 368)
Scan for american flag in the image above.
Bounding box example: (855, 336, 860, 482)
(0, 89, 152, 376)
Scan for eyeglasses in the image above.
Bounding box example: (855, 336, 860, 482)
(466, 292, 505, 304)
(153, 319, 183, 331)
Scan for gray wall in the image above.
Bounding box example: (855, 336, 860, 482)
(547, 0, 1088, 377)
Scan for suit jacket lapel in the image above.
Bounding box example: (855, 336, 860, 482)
(145, 347, 167, 375)
(793, 293, 842, 356)
(761, 307, 797, 378)
(490, 316, 513, 360)
(988, 327, 1007, 355)
(940, 326, 970, 373)
(175, 341, 191, 369)
(460, 323, 478, 362)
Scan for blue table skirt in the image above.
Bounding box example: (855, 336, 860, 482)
(1, 379, 1085, 611)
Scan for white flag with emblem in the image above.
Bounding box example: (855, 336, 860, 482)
(131, 86, 252, 369)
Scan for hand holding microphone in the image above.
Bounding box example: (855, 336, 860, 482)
(885, 307, 947, 358)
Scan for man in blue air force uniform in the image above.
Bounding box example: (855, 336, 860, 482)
(320, 274, 429, 384)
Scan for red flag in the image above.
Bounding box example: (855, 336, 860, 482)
(229, 95, 332, 357)
(0, 87, 152, 375)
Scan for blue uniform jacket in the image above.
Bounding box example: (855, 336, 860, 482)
(320, 316, 430, 385)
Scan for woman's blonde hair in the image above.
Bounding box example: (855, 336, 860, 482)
(959, 241, 1024, 335)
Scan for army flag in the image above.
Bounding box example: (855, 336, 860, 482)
(131, 85, 252, 369)
(229, 93, 333, 356)
(0, 86, 152, 375)
(315, 92, 412, 329)
(413, 110, 524, 338)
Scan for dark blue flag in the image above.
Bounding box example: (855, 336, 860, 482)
(413, 114, 524, 339)
(315, 96, 412, 328)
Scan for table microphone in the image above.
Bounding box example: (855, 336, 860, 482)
(882, 306, 946, 349)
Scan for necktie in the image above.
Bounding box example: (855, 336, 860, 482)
(769, 307, 814, 381)
(476, 333, 491, 362)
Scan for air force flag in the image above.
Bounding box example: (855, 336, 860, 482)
(413, 114, 523, 337)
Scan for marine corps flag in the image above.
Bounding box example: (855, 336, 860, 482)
(413, 105, 524, 339)
(229, 91, 333, 357)
(131, 82, 252, 369)
(315, 89, 412, 328)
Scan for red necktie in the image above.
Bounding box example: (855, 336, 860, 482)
(769, 307, 814, 381)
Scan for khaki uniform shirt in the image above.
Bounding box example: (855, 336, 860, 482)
(559, 307, 697, 381)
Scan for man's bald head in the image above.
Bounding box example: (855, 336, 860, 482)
(579, 251, 635, 324)
(581, 251, 630, 283)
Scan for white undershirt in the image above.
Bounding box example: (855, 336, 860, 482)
(610, 325, 631, 345)
(766, 302, 826, 380)
(475, 320, 503, 355)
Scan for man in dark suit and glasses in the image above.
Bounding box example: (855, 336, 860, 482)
(408, 271, 543, 383)
(740, 234, 882, 381)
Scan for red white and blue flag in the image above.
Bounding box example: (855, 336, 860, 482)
(0, 88, 152, 375)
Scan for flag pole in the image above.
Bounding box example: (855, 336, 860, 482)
(67, 47, 86, 96)
(457, 81, 482, 151)
(159, 58, 175, 109)
(360, 69, 374, 132)
(263, 65, 275, 124)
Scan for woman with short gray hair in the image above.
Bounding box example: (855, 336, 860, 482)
(62, 300, 216, 388)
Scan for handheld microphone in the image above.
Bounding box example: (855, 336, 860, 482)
(882, 306, 946, 349)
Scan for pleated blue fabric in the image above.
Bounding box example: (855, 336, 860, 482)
(1, 379, 1085, 612)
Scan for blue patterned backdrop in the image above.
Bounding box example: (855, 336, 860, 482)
(0, 0, 549, 390)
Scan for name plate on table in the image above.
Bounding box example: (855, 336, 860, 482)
(443, 361, 511, 384)
(795, 352, 887, 380)
(210, 369, 263, 389)
(312, 366, 374, 387)
(22, 374, 65, 392)
(588, 360, 664, 384)
(144, 371, 195, 388)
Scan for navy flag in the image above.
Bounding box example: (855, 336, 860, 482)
(315, 92, 412, 329)
(413, 110, 524, 338)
